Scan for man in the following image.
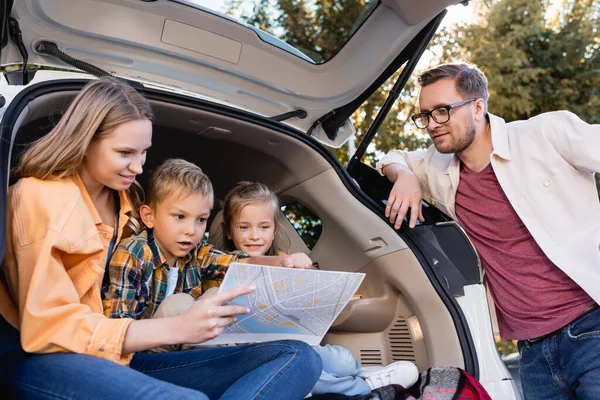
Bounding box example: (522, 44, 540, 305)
(377, 63, 600, 399)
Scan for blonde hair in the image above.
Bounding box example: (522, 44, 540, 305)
(146, 158, 214, 208)
(18, 77, 153, 232)
(220, 181, 290, 255)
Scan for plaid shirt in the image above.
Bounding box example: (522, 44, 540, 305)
(103, 229, 246, 320)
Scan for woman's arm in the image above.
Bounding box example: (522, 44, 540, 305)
(15, 231, 254, 358)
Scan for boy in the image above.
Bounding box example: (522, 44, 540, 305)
(104, 158, 311, 322)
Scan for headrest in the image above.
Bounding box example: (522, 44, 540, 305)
(207, 209, 309, 255)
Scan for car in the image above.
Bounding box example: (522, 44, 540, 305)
(0, 0, 521, 398)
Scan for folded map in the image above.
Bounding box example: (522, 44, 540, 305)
(201, 263, 365, 346)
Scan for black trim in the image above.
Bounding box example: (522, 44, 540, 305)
(0, 77, 478, 377)
(0, 0, 14, 50)
(36, 41, 112, 78)
(310, 11, 447, 141)
(270, 109, 307, 122)
(349, 13, 444, 167)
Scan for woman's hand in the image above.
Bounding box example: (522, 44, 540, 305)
(177, 285, 254, 344)
(281, 252, 312, 269)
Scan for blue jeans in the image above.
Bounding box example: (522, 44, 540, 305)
(518, 306, 600, 400)
(0, 317, 322, 399)
(311, 344, 370, 396)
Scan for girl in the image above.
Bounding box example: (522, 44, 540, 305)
(0, 77, 321, 399)
(219, 181, 419, 396)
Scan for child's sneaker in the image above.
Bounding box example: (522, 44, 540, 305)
(360, 361, 419, 390)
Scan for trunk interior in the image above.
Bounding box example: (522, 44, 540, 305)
(5, 82, 467, 371)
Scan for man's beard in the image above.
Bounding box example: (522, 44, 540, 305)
(433, 119, 476, 154)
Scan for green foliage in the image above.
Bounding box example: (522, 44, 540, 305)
(225, 0, 376, 63)
(280, 202, 323, 249)
(434, 0, 600, 124)
(495, 337, 518, 357)
(434, 0, 600, 195)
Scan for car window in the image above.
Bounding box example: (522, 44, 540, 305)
(329, 62, 431, 167)
(171, 0, 379, 64)
(280, 202, 322, 250)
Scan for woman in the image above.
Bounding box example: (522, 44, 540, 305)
(0, 77, 321, 399)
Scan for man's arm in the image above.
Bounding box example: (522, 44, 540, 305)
(551, 111, 600, 173)
(377, 150, 429, 229)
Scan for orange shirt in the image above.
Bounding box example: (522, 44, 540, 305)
(0, 174, 135, 364)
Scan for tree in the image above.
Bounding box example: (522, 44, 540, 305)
(433, 0, 600, 195)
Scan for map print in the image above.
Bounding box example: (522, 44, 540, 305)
(202, 263, 365, 346)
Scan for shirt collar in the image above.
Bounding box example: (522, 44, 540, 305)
(443, 112, 510, 175)
(146, 229, 168, 269)
(71, 173, 134, 226)
(489, 113, 511, 161)
(146, 229, 193, 269)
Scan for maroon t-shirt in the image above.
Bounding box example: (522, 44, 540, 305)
(455, 163, 595, 340)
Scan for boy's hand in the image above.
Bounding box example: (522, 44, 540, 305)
(281, 252, 312, 269)
(178, 285, 254, 344)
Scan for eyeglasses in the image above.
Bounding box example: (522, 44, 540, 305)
(411, 98, 479, 129)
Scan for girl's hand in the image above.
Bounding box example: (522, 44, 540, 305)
(281, 252, 312, 269)
(177, 285, 254, 344)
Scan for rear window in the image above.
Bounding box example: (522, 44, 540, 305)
(171, 0, 379, 64)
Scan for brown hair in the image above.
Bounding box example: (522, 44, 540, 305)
(419, 63, 489, 112)
(146, 158, 213, 208)
(18, 77, 153, 232)
(219, 181, 290, 255)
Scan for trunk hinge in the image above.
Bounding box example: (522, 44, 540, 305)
(270, 109, 307, 122)
(35, 41, 143, 88)
(36, 41, 112, 78)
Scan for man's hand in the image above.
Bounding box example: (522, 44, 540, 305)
(178, 285, 254, 344)
(280, 252, 312, 269)
(384, 168, 424, 229)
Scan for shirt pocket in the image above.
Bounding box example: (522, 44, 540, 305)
(567, 308, 600, 340)
(520, 170, 578, 242)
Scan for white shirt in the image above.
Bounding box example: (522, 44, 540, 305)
(165, 266, 179, 298)
(376, 111, 600, 303)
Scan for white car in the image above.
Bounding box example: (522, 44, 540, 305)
(0, 0, 521, 398)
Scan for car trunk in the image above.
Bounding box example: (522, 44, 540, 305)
(1, 76, 474, 373)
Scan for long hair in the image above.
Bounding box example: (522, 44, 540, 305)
(18, 77, 153, 232)
(218, 181, 290, 255)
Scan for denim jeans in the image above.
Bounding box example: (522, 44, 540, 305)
(311, 344, 371, 396)
(0, 316, 322, 399)
(518, 306, 600, 400)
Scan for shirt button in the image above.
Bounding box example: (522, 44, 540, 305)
(543, 180, 551, 187)
(159, 291, 165, 297)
